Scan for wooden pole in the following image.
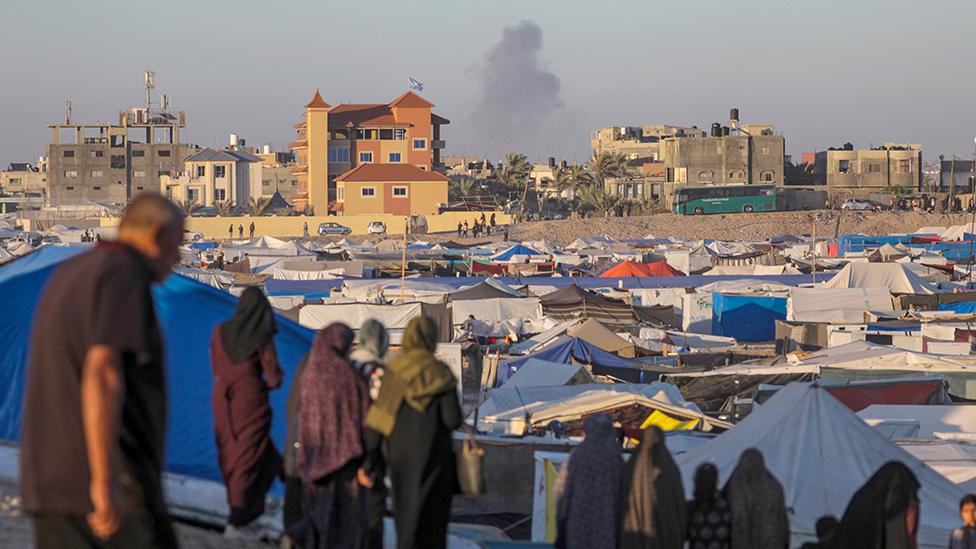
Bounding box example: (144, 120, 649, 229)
(401, 217, 407, 303)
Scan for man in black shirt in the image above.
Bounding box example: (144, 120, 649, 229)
(21, 194, 184, 548)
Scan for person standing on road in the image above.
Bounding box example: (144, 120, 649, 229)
(210, 287, 283, 539)
(229, 223, 234, 239)
(238, 224, 244, 238)
(249, 221, 255, 238)
(303, 222, 309, 237)
(462, 220, 469, 238)
(457, 222, 462, 238)
(21, 194, 184, 549)
(490, 213, 496, 231)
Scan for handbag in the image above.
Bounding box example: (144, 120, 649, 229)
(457, 435, 485, 496)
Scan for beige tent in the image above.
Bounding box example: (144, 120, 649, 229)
(567, 318, 636, 358)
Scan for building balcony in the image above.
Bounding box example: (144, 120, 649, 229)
(432, 140, 446, 149)
(290, 140, 308, 149)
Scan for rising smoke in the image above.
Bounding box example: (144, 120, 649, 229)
(468, 20, 577, 160)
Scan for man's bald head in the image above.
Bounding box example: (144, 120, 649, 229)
(118, 193, 185, 280)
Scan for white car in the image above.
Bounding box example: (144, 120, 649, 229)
(183, 229, 204, 242)
(367, 221, 387, 235)
(841, 198, 883, 211)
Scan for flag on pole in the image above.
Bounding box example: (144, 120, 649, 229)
(408, 77, 424, 92)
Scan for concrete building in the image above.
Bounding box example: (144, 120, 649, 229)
(160, 148, 262, 207)
(819, 144, 922, 191)
(45, 90, 189, 207)
(290, 89, 449, 215)
(444, 156, 495, 178)
(939, 157, 974, 192)
(1, 162, 47, 197)
(335, 163, 448, 216)
(591, 125, 705, 162)
(661, 124, 785, 186)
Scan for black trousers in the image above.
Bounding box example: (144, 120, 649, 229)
(33, 510, 177, 549)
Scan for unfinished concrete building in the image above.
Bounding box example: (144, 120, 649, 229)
(45, 72, 192, 207)
(591, 124, 705, 162)
(817, 144, 922, 192)
(661, 117, 785, 187)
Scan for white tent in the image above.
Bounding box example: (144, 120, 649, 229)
(819, 262, 939, 294)
(895, 440, 976, 493)
(787, 287, 893, 323)
(858, 405, 976, 438)
(451, 297, 542, 327)
(298, 302, 423, 343)
(677, 382, 965, 547)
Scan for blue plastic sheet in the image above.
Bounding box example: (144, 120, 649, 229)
(496, 336, 644, 386)
(712, 294, 786, 342)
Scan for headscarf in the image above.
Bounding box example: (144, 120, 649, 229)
(219, 286, 277, 363)
(296, 323, 370, 482)
(619, 427, 686, 549)
(365, 316, 455, 436)
(829, 461, 920, 549)
(349, 319, 389, 366)
(555, 414, 622, 549)
(723, 448, 790, 549)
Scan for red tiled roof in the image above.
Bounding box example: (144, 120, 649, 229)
(305, 89, 331, 109)
(289, 140, 307, 149)
(329, 104, 411, 128)
(335, 163, 448, 183)
(389, 91, 434, 108)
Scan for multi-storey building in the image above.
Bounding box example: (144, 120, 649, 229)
(817, 144, 922, 191)
(591, 124, 705, 162)
(160, 148, 262, 207)
(290, 89, 449, 215)
(661, 124, 785, 187)
(1, 162, 47, 197)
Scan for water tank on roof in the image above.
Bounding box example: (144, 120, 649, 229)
(730, 108, 739, 122)
(263, 144, 272, 155)
(229, 133, 239, 147)
(561, 160, 568, 168)
(711, 123, 721, 137)
(722, 126, 730, 136)
(548, 157, 556, 168)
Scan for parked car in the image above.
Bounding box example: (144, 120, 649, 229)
(841, 198, 886, 212)
(317, 221, 352, 235)
(367, 221, 387, 235)
(183, 229, 204, 242)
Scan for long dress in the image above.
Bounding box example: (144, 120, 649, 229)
(210, 330, 283, 526)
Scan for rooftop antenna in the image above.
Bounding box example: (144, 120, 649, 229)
(64, 99, 72, 125)
(144, 70, 156, 115)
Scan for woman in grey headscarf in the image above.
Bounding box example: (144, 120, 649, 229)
(723, 448, 790, 549)
(555, 413, 622, 549)
(619, 426, 686, 549)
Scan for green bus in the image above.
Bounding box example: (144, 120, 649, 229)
(673, 184, 777, 215)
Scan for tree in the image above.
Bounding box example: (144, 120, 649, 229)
(176, 199, 202, 216)
(448, 175, 477, 201)
(248, 196, 272, 216)
(552, 163, 593, 199)
(214, 200, 233, 217)
(587, 151, 628, 186)
(577, 184, 622, 215)
(498, 153, 531, 218)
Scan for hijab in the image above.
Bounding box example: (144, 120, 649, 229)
(219, 286, 277, 363)
(619, 427, 687, 549)
(723, 448, 790, 549)
(349, 319, 389, 366)
(556, 413, 622, 549)
(830, 461, 920, 549)
(365, 316, 455, 436)
(296, 323, 370, 482)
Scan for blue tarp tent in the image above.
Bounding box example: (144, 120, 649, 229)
(189, 241, 219, 251)
(711, 293, 786, 342)
(490, 244, 542, 262)
(496, 335, 647, 386)
(938, 301, 976, 314)
(0, 246, 314, 483)
(264, 278, 344, 298)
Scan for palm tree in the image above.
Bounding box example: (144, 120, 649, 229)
(176, 198, 202, 216)
(577, 184, 622, 215)
(587, 151, 628, 187)
(248, 196, 273, 216)
(215, 200, 233, 217)
(497, 153, 531, 218)
(553, 163, 593, 199)
(448, 175, 477, 201)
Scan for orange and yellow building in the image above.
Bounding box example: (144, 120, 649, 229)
(290, 89, 449, 215)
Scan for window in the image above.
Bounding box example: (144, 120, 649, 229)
(728, 169, 745, 180)
(356, 129, 377, 140)
(134, 170, 146, 178)
(187, 189, 199, 202)
(63, 150, 75, 158)
(389, 152, 402, 163)
(110, 155, 125, 169)
(64, 170, 78, 178)
(866, 163, 881, 173)
(379, 129, 394, 140)
(90, 150, 103, 158)
(394, 129, 406, 140)
(66, 186, 75, 191)
(329, 148, 351, 162)
(158, 150, 171, 157)
(896, 159, 912, 174)
(393, 186, 408, 197)
(214, 165, 226, 178)
(760, 170, 774, 182)
(215, 189, 226, 201)
(93, 186, 102, 191)
(359, 152, 373, 163)
(838, 160, 850, 174)
(762, 147, 770, 156)
(132, 150, 145, 157)
(8, 178, 20, 185)
(196, 165, 206, 177)
(90, 170, 103, 177)
(361, 187, 376, 198)
(110, 135, 125, 147)
(698, 170, 714, 182)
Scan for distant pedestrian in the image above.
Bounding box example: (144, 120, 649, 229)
(950, 494, 976, 549)
(463, 220, 469, 238)
(303, 222, 309, 237)
(229, 224, 234, 239)
(831, 461, 920, 549)
(457, 222, 462, 238)
(365, 316, 461, 549)
(249, 221, 255, 238)
(619, 426, 686, 549)
(293, 323, 371, 549)
(723, 449, 789, 549)
(216, 251, 225, 270)
(490, 213, 496, 230)
(503, 226, 510, 241)
(686, 463, 731, 549)
(210, 287, 283, 539)
(238, 224, 244, 239)
(480, 212, 486, 225)
(21, 194, 184, 549)
(554, 414, 621, 549)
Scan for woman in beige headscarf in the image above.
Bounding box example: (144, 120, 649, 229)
(619, 426, 687, 549)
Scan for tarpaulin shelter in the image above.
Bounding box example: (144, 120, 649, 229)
(448, 280, 520, 300)
(539, 284, 635, 328)
(567, 318, 636, 358)
(820, 262, 939, 294)
(490, 244, 543, 262)
(299, 301, 452, 343)
(787, 287, 894, 323)
(599, 260, 684, 278)
(501, 358, 592, 389)
(711, 293, 787, 341)
(0, 246, 314, 484)
(496, 335, 646, 386)
(677, 383, 965, 548)
(265, 278, 344, 298)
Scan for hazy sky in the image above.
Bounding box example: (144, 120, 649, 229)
(3, 0, 976, 168)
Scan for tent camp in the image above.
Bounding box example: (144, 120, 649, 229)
(0, 246, 314, 485)
(539, 284, 635, 328)
(820, 262, 938, 294)
(448, 280, 520, 300)
(566, 318, 636, 358)
(599, 260, 684, 278)
(496, 335, 647, 385)
(787, 286, 894, 323)
(677, 382, 965, 547)
(490, 244, 543, 263)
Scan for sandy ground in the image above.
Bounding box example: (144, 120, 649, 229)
(0, 481, 272, 549)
